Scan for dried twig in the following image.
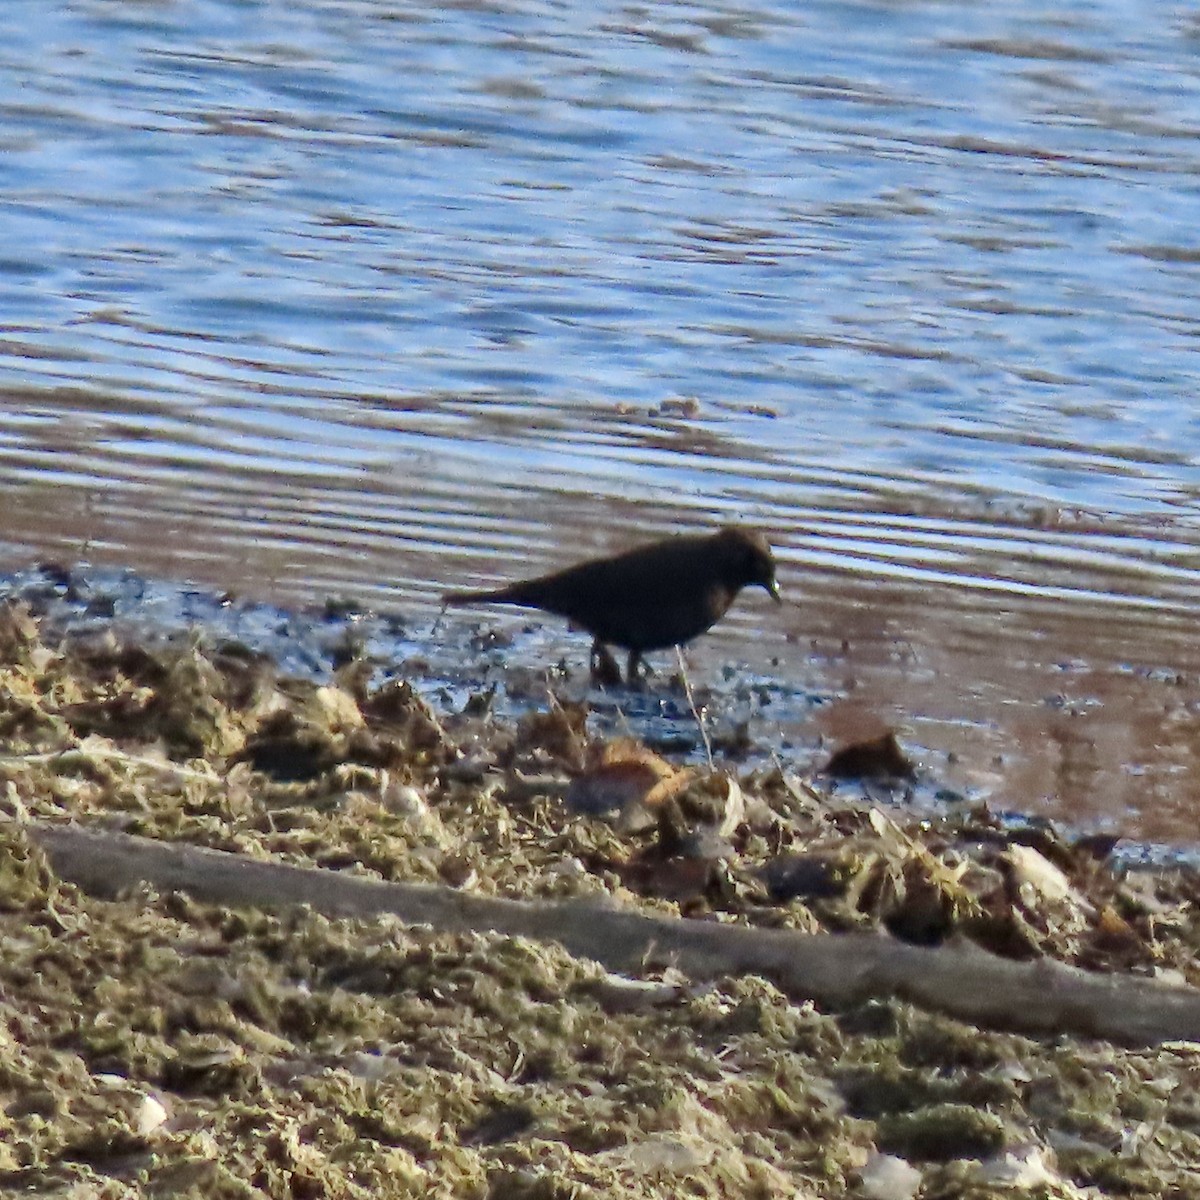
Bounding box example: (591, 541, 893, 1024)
(21, 819, 1200, 1048)
(674, 646, 712, 770)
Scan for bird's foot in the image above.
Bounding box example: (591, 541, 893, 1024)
(589, 642, 624, 689)
(624, 650, 654, 688)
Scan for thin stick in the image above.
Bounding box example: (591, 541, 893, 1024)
(675, 646, 713, 770)
(0, 747, 216, 783)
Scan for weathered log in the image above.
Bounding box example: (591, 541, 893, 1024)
(24, 820, 1200, 1047)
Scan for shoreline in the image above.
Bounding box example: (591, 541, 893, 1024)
(3, 584, 1200, 1194)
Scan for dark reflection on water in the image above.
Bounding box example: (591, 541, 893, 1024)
(2, 0, 1200, 839)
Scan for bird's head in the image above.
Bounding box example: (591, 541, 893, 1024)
(716, 526, 781, 602)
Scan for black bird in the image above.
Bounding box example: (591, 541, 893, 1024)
(443, 525, 781, 683)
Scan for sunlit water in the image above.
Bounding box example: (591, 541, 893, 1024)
(3, 0, 1200, 840)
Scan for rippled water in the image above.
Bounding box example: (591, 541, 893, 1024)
(3, 0, 1200, 839)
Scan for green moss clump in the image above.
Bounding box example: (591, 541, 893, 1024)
(876, 1103, 1007, 1162)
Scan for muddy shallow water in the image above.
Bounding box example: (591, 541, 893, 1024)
(5, 559, 1199, 861)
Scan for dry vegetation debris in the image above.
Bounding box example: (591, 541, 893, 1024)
(2, 599, 1200, 1197)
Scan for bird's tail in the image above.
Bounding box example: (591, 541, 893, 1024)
(442, 584, 533, 608)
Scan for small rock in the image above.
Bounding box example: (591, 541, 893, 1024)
(857, 1151, 922, 1200)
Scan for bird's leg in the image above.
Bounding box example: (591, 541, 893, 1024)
(589, 640, 623, 688)
(625, 649, 654, 686)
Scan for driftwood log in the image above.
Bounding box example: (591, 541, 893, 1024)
(23, 820, 1200, 1047)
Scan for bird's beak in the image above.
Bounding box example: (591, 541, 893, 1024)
(767, 579, 782, 604)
